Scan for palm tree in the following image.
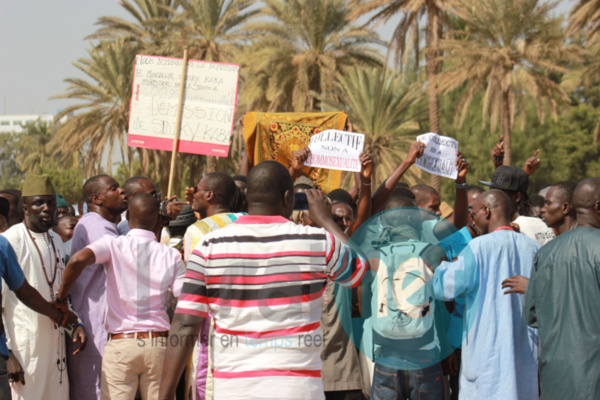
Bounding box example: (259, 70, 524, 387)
(566, 0, 600, 42)
(89, 0, 178, 57)
(52, 39, 137, 177)
(16, 120, 55, 173)
(171, 0, 258, 173)
(350, 0, 445, 190)
(437, 0, 583, 165)
(240, 0, 384, 112)
(319, 66, 426, 186)
(567, 0, 600, 148)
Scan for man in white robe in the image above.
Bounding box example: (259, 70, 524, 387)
(1, 174, 86, 400)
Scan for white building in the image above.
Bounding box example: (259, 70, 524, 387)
(0, 114, 59, 134)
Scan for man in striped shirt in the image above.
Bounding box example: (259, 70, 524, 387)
(159, 161, 366, 400)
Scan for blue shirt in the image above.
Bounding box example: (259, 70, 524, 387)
(0, 235, 26, 356)
(432, 230, 540, 400)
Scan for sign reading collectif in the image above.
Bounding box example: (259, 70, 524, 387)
(128, 54, 240, 157)
(305, 129, 365, 172)
(415, 132, 459, 179)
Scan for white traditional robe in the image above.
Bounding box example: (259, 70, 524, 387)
(1, 223, 69, 400)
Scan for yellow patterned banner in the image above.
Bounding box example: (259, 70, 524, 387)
(243, 112, 348, 194)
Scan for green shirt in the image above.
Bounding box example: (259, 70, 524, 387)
(524, 227, 600, 400)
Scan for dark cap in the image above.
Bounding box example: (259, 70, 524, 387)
(168, 205, 197, 228)
(0, 197, 9, 220)
(479, 166, 529, 194)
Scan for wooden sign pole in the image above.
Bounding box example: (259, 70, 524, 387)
(167, 49, 189, 198)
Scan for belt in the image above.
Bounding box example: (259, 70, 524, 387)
(109, 331, 169, 340)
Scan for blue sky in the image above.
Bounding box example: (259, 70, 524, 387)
(0, 0, 577, 116)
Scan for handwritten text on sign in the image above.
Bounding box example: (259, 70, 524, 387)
(128, 55, 239, 157)
(305, 130, 365, 172)
(415, 133, 459, 179)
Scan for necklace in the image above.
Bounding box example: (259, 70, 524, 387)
(24, 224, 59, 301)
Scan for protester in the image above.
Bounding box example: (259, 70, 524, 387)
(432, 190, 540, 400)
(0, 190, 22, 227)
(182, 172, 243, 400)
(524, 177, 600, 400)
(118, 176, 187, 236)
(159, 161, 366, 400)
(1, 174, 85, 400)
(502, 181, 579, 295)
(56, 193, 73, 219)
(480, 165, 555, 246)
(67, 174, 126, 400)
(366, 192, 448, 400)
(53, 215, 78, 257)
(55, 193, 185, 400)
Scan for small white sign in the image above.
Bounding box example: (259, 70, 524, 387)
(305, 129, 365, 172)
(415, 132, 459, 179)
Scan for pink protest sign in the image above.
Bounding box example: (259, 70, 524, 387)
(128, 55, 239, 157)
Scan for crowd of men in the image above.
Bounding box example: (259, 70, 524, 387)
(0, 135, 598, 400)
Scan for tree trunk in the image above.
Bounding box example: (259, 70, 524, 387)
(426, 0, 441, 191)
(501, 86, 512, 166)
(159, 151, 171, 197)
(206, 156, 218, 173)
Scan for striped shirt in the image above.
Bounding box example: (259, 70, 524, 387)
(183, 212, 245, 261)
(176, 215, 366, 400)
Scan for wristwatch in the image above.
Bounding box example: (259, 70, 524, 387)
(455, 181, 468, 189)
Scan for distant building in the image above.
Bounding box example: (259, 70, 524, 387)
(0, 114, 67, 134)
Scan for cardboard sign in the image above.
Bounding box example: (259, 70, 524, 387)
(305, 129, 365, 172)
(415, 132, 459, 179)
(128, 55, 240, 157)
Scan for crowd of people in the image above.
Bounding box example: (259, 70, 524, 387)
(0, 134, 598, 400)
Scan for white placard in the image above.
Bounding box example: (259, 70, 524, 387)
(414, 132, 459, 179)
(128, 55, 239, 156)
(304, 129, 365, 172)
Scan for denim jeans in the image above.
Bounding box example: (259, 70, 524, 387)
(371, 362, 443, 400)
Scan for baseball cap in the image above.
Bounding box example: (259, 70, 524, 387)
(479, 166, 529, 194)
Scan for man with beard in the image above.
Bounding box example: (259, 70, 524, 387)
(66, 175, 126, 400)
(1, 174, 85, 400)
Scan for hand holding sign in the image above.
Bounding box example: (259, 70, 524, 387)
(414, 133, 459, 179)
(305, 129, 365, 172)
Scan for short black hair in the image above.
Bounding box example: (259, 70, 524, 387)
(551, 181, 578, 204)
(0, 189, 23, 222)
(204, 172, 237, 209)
(82, 175, 112, 203)
(411, 184, 440, 205)
(122, 176, 155, 198)
(530, 195, 545, 208)
(328, 189, 354, 209)
(247, 161, 293, 206)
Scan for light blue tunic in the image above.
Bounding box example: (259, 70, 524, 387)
(432, 230, 540, 400)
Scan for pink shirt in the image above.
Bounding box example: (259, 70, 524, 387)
(87, 228, 185, 334)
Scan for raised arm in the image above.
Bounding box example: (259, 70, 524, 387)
(349, 153, 373, 236)
(452, 152, 469, 229)
(491, 135, 504, 169)
(372, 142, 425, 214)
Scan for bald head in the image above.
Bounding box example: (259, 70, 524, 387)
(128, 193, 159, 231)
(123, 177, 156, 199)
(478, 190, 512, 219)
(472, 190, 512, 234)
(247, 161, 293, 216)
(573, 178, 600, 228)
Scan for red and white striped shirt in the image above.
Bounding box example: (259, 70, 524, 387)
(176, 215, 366, 399)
